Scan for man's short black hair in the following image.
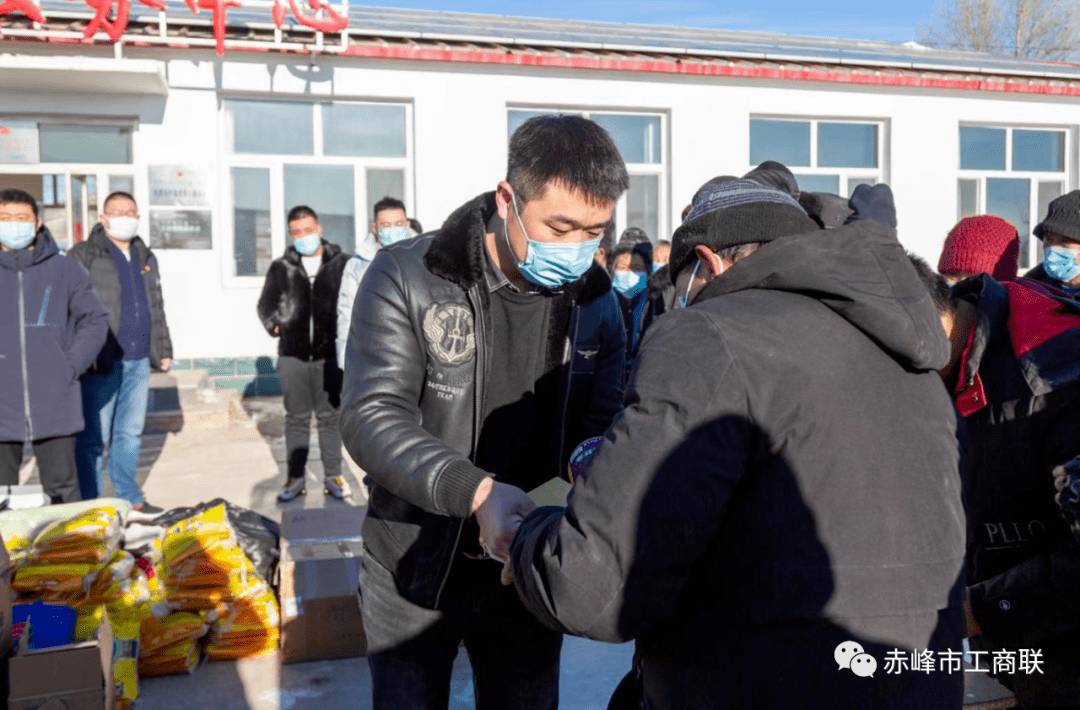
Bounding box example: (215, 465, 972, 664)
(909, 252, 958, 316)
(287, 205, 318, 224)
(373, 196, 406, 222)
(0, 189, 39, 218)
(508, 115, 629, 205)
(103, 191, 137, 212)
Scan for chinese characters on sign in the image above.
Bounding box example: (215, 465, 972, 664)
(148, 165, 212, 249)
(882, 648, 1044, 676)
(0, 0, 350, 55)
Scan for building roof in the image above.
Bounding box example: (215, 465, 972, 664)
(6, 2, 1080, 94)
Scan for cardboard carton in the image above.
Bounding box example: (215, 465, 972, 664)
(278, 505, 366, 664)
(8, 615, 112, 710)
(0, 531, 12, 707)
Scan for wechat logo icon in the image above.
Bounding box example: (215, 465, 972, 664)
(835, 641, 877, 678)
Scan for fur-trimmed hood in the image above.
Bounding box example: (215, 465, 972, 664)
(423, 191, 613, 304)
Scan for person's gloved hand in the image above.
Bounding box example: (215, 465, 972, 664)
(845, 183, 897, 229)
(474, 480, 537, 565)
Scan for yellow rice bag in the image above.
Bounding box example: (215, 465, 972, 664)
(33, 506, 122, 556)
(13, 560, 104, 594)
(107, 593, 152, 710)
(74, 605, 104, 642)
(138, 636, 203, 677)
(140, 612, 210, 657)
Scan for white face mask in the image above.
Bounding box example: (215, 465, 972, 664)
(106, 216, 139, 242)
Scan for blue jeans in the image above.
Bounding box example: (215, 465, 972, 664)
(75, 358, 150, 504)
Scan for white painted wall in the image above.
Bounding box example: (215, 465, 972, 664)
(4, 46, 1079, 358)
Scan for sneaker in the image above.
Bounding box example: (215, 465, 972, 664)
(133, 502, 164, 515)
(324, 476, 352, 500)
(277, 477, 307, 502)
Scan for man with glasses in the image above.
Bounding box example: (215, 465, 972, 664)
(69, 191, 173, 513)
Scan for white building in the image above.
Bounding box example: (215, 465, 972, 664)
(2, 4, 1077, 390)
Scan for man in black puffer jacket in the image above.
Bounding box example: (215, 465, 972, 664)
(69, 191, 173, 512)
(914, 261, 1080, 710)
(257, 205, 349, 502)
(490, 169, 967, 710)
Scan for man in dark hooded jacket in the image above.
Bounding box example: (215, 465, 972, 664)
(484, 168, 967, 709)
(0, 189, 109, 503)
(1025, 190, 1080, 299)
(914, 260, 1080, 710)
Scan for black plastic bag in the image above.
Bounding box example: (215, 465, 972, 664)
(148, 499, 280, 583)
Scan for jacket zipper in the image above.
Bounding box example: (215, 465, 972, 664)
(434, 284, 486, 607)
(557, 307, 579, 470)
(17, 268, 33, 441)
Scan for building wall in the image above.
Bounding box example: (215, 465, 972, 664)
(2, 45, 1077, 362)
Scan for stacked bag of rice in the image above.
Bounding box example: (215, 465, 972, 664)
(153, 503, 279, 664)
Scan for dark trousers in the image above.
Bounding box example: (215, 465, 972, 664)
(278, 355, 342, 480)
(0, 435, 81, 504)
(361, 548, 563, 710)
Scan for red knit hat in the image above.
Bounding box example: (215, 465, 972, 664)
(937, 215, 1020, 282)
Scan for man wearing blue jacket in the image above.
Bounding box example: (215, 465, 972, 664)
(0, 189, 109, 504)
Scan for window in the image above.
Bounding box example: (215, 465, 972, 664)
(749, 118, 884, 197)
(39, 124, 132, 164)
(226, 99, 412, 278)
(957, 125, 1068, 269)
(507, 109, 666, 243)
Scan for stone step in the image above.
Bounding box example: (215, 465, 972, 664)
(145, 369, 251, 433)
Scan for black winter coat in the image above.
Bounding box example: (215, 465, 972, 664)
(68, 225, 173, 371)
(0, 228, 109, 441)
(256, 241, 348, 361)
(954, 275, 1080, 707)
(511, 221, 967, 710)
(340, 192, 626, 610)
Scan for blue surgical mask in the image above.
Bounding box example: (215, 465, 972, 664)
(1043, 245, 1080, 284)
(612, 270, 647, 299)
(507, 196, 601, 290)
(293, 234, 321, 257)
(0, 221, 36, 250)
(377, 225, 410, 247)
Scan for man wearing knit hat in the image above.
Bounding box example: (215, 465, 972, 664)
(483, 163, 966, 710)
(1026, 190, 1080, 298)
(937, 215, 1020, 284)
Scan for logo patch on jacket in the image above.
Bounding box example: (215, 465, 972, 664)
(422, 303, 476, 367)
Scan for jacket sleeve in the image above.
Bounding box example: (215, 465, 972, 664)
(336, 257, 362, 365)
(256, 262, 285, 337)
(339, 250, 490, 519)
(968, 393, 1080, 648)
(148, 254, 173, 360)
(65, 259, 110, 375)
(581, 291, 627, 438)
(510, 308, 754, 642)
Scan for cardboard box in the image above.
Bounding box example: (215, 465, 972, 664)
(0, 532, 12, 659)
(8, 615, 112, 710)
(278, 505, 366, 664)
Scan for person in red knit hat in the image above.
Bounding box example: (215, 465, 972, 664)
(937, 215, 1020, 284)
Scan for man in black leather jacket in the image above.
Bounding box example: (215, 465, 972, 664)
(340, 115, 628, 710)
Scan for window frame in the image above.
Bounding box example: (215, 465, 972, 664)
(748, 116, 887, 197)
(506, 107, 669, 244)
(221, 97, 414, 286)
(957, 123, 1071, 269)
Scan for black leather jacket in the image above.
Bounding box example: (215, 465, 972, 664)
(341, 192, 626, 609)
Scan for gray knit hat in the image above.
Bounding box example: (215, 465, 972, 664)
(1034, 190, 1080, 242)
(669, 161, 818, 283)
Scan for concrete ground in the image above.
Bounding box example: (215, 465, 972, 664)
(21, 393, 633, 710)
(16, 391, 1015, 709)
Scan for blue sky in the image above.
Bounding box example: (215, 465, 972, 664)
(371, 0, 940, 43)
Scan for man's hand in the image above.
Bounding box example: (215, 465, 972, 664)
(474, 480, 537, 565)
(273, 325, 280, 336)
(160, 357, 171, 372)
